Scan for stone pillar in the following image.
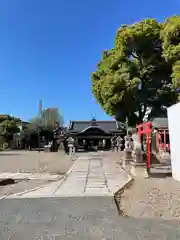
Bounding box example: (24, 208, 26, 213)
(116, 136, 123, 152)
(122, 136, 133, 170)
(103, 139, 106, 149)
(111, 137, 115, 152)
(132, 138, 143, 163)
(130, 133, 148, 178)
(113, 137, 117, 152)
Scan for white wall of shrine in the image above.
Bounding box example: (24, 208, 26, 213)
(167, 102, 180, 181)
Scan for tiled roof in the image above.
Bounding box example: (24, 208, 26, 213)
(151, 118, 168, 129)
(0, 114, 9, 118)
(68, 120, 124, 133)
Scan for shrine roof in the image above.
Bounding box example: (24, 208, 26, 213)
(67, 120, 124, 133)
(151, 117, 168, 129)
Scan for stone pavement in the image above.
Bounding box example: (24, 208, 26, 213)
(5, 153, 132, 198)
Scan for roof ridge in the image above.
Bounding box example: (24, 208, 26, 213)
(70, 120, 116, 122)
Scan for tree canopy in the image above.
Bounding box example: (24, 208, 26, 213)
(26, 108, 64, 134)
(91, 15, 180, 125)
(0, 115, 20, 146)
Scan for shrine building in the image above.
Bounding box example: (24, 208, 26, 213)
(66, 117, 125, 151)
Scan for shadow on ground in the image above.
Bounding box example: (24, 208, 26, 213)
(148, 172, 172, 178)
(0, 153, 21, 156)
(0, 178, 16, 186)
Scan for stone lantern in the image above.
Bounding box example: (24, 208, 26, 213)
(111, 136, 116, 151)
(130, 133, 148, 178)
(116, 136, 123, 152)
(67, 137, 75, 155)
(122, 135, 133, 169)
(132, 133, 143, 163)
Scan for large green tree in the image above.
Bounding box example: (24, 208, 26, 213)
(91, 16, 180, 125)
(0, 115, 20, 146)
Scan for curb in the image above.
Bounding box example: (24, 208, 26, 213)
(0, 185, 45, 199)
(111, 155, 133, 215)
(111, 157, 133, 196)
(113, 167, 133, 197)
(1, 160, 76, 199)
(114, 178, 134, 216)
(0, 175, 61, 182)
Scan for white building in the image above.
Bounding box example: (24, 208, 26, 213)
(167, 102, 180, 181)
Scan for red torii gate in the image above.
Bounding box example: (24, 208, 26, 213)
(136, 122, 152, 173)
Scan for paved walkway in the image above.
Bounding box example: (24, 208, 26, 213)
(1, 198, 180, 239)
(6, 153, 131, 198)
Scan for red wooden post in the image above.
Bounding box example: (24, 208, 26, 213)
(136, 122, 152, 174)
(146, 132, 150, 169)
(164, 130, 166, 152)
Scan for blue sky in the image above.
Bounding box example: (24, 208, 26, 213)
(0, 0, 179, 125)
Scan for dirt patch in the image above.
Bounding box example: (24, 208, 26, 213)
(115, 176, 180, 220)
(0, 151, 73, 174)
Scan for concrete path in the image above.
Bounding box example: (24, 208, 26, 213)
(1, 198, 180, 239)
(6, 153, 131, 198)
(1, 154, 179, 239)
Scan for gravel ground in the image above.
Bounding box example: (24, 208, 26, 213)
(0, 179, 51, 197)
(0, 151, 73, 174)
(109, 150, 180, 220)
(116, 176, 180, 220)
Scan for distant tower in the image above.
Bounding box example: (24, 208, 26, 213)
(38, 99, 43, 117)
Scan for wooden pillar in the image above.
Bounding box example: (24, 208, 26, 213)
(146, 132, 151, 170)
(157, 131, 161, 154)
(164, 130, 166, 152)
